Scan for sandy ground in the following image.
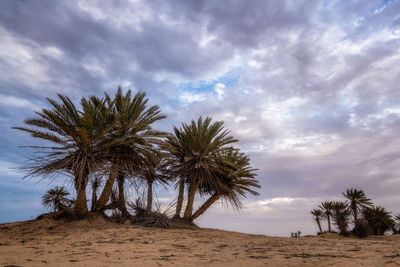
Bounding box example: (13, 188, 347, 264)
(1, 217, 400, 267)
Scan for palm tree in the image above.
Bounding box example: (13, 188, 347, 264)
(164, 117, 238, 220)
(331, 201, 350, 235)
(94, 88, 166, 212)
(311, 209, 323, 234)
(319, 201, 334, 232)
(190, 150, 260, 220)
(42, 186, 70, 212)
(162, 131, 187, 218)
(362, 206, 395, 235)
(14, 95, 114, 216)
(137, 151, 169, 213)
(342, 188, 373, 226)
(90, 175, 102, 212)
(394, 214, 400, 234)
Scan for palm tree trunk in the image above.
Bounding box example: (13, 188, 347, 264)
(191, 193, 220, 220)
(95, 163, 119, 211)
(183, 180, 200, 219)
(328, 215, 331, 232)
(117, 172, 128, 216)
(353, 208, 358, 226)
(317, 219, 322, 234)
(147, 179, 153, 213)
(75, 176, 89, 217)
(90, 185, 97, 212)
(173, 177, 185, 218)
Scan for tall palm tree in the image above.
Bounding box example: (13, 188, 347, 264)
(342, 188, 373, 226)
(165, 117, 238, 220)
(311, 209, 323, 234)
(42, 186, 70, 212)
(362, 206, 395, 235)
(331, 201, 350, 235)
(14, 94, 114, 216)
(190, 150, 259, 220)
(162, 131, 187, 218)
(319, 201, 334, 232)
(94, 88, 166, 212)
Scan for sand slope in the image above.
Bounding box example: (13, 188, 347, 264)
(1, 218, 400, 266)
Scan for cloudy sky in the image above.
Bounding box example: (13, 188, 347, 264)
(1, 0, 400, 236)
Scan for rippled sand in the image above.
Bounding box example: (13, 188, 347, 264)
(1, 217, 399, 266)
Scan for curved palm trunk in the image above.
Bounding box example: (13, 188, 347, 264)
(327, 215, 331, 232)
(117, 172, 129, 216)
(75, 176, 89, 216)
(173, 177, 185, 218)
(191, 193, 220, 221)
(147, 180, 153, 213)
(95, 164, 118, 211)
(183, 180, 200, 219)
(316, 218, 322, 234)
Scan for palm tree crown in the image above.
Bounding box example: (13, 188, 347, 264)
(342, 188, 372, 225)
(362, 206, 395, 235)
(319, 201, 334, 232)
(311, 209, 323, 234)
(191, 150, 259, 220)
(42, 186, 70, 212)
(14, 95, 114, 216)
(165, 116, 238, 219)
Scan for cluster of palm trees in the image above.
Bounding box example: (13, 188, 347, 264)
(15, 88, 260, 224)
(311, 188, 399, 236)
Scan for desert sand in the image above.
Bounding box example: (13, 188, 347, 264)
(1, 217, 400, 267)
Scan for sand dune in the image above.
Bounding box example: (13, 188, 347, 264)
(1, 217, 399, 266)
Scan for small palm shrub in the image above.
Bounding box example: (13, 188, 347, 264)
(352, 219, 372, 238)
(362, 206, 395, 235)
(129, 197, 148, 220)
(128, 196, 175, 228)
(331, 201, 350, 235)
(42, 186, 71, 213)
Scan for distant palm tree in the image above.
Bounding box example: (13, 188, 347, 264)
(190, 150, 259, 220)
(164, 117, 238, 219)
(319, 201, 334, 232)
(42, 186, 70, 213)
(14, 95, 114, 216)
(342, 188, 372, 226)
(311, 209, 323, 234)
(362, 206, 395, 235)
(394, 214, 400, 234)
(331, 201, 350, 235)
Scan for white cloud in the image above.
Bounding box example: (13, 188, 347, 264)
(179, 91, 207, 104)
(214, 83, 225, 98)
(0, 94, 41, 111)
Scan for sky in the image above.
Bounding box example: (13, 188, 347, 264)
(0, 0, 400, 237)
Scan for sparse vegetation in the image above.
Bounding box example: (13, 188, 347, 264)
(41, 186, 72, 213)
(15, 88, 260, 228)
(312, 188, 396, 237)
